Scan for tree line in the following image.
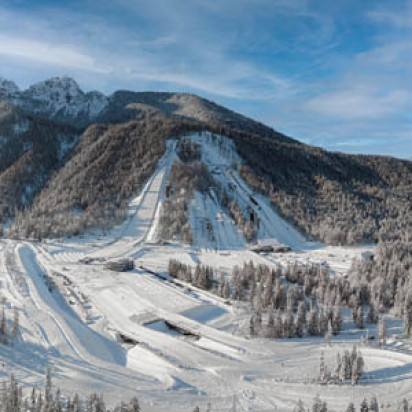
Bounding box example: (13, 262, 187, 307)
(0, 369, 141, 412)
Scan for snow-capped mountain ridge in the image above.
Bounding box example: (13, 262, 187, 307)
(0, 76, 108, 126)
(0, 76, 293, 141)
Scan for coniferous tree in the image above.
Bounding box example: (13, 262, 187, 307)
(312, 395, 327, 412)
(325, 319, 333, 342)
(332, 306, 343, 334)
(319, 351, 325, 382)
(0, 308, 8, 344)
(274, 310, 283, 338)
(11, 309, 19, 345)
(308, 309, 318, 336)
(334, 353, 342, 379)
(351, 345, 358, 367)
(45, 367, 52, 407)
(222, 279, 230, 299)
(248, 315, 255, 337)
(360, 398, 369, 412)
(403, 306, 411, 338)
(367, 303, 378, 324)
(284, 310, 295, 338)
(129, 396, 140, 412)
(369, 396, 379, 412)
(265, 308, 275, 338)
(356, 306, 365, 329)
(318, 311, 328, 336)
(356, 351, 365, 382)
(263, 274, 273, 308)
(377, 317, 387, 346)
(399, 398, 409, 412)
(345, 403, 355, 412)
(294, 399, 306, 412)
(296, 301, 307, 337)
(343, 350, 352, 380)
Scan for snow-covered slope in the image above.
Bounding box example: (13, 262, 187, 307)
(184, 132, 310, 251)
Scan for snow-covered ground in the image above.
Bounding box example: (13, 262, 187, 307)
(0, 132, 410, 411)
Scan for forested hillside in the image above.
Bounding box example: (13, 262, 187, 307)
(0, 102, 78, 221)
(229, 132, 412, 245)
(11, 111, 203, 238)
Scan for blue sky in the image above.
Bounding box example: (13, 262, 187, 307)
(0, 0, 411, 158)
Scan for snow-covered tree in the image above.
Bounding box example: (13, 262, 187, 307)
(307, 309, 318, 336)
(265, 308, 275, 338)
(284, 310, 295, 338)
(319, 351, 325, 382)
(11, 309, 19, 345)
(45, 367, 53, 407)
(129, 396, 140, 412)
(312, 395, 327, 412)
(345, 403, 355, 412)
(342, 350, 352, 381)
(360, 398, 369, 412)
(377, 317, 387, 346)
(399, 398, 409, 412)
(403, 306, 411, 338)
(332, 306, 343, 334)
(296, 301, 307, 337)
(263, 272, 273, 308)
(294, 399, 307, 412)
(334, 353, 342, 379)
(367, 303, 378, 324)
(274, 310, 283, 338)
(369, 396, 379, 412)
(325, 319, 333, 342)
(0, 308, 8, 344)
(356, 306, 365, 329)
(318, 311, 328, 336)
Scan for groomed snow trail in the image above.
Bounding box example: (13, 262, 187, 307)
(17, 244, 126, 364)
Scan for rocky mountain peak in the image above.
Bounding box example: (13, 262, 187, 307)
(0, 76, 109, 125)
(26, 76, 84, 104)
(0, 78, 20, 97)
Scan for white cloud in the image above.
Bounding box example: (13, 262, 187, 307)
(0, 35, 109, 74)
(368, 2, 412, 29)
(305, 88, 409, 119)
(299, 4, 412, 122)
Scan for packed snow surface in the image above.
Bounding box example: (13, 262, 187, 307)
(0, 132, 409, 411)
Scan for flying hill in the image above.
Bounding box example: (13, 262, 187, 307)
(0, 76, 410, 244)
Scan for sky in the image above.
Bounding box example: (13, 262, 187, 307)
(0, 0, 411, 158)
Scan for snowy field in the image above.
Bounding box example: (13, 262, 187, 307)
(0, 133, 410, 411)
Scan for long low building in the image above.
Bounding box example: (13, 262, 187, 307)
(250, 238, 292, 253)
